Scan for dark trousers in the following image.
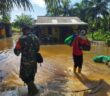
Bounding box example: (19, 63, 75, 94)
(73, 55, 83, 68)
(20, 63, 37, 84)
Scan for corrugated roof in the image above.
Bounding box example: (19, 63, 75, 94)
(34, 16, 87, 25)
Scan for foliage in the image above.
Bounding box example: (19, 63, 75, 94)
(12, 27, 21, 33)
(45, 0, 61, 16)
(87, 30, 107, 41)
(60, 0, 71, 16)
(93, 31, 105, 41)
(0, 0, 32, 15)
(45, 0, 71, 16)
(44, 0, 110, 42)
(2, 13, 11, 23)
(87, 30, 110, 46)
(0, 0, 33, 29)
(13, 14, 34, 28)
(0, 0, 33, 37)
(44, 0, 110, 32)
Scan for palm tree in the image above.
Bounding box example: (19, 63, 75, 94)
(44, 0, 62, 16)
(70, 2, 87, 21)
(0, 0, 32, 37)
(0, 0, 32, 15)
(86, 0, 109, 29)
(45, 0, 73, 16)
(61, 0, 71, 16)
(13, 14, 34, 28)
(2, 12, 11, 23)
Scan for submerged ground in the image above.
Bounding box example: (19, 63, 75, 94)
(0, 36, 110, 96)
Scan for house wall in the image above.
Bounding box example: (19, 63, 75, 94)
(41, 26, 48, 35)
(51, 26, 60, 42)
(35, 25, 87, 44)
(37, 26, 60, 43)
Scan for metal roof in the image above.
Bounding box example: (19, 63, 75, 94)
(34, 16, 88, 25)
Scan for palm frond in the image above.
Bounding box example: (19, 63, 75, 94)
(0, 0, 32, 15)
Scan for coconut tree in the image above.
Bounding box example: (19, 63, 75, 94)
(69, 2, 88, 21)
(45, 0, 73, 16)
(0, 0, 32, 15)
(61, 0, 71, 16)
(0, 0, 32, 37)
(44, 0, 62, 16)
(13, 14, 34, 28)
(0, 0, 32, 23)
(86, 0, 109, 30)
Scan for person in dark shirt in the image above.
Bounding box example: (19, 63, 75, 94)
(14, 26, 40, 96)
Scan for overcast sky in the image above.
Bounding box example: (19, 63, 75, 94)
(11, 0, 81, 22)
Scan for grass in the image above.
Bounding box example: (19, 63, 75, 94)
(12, 27, 21, 33)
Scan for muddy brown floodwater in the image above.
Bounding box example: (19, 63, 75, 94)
(0, 36, 110, 96)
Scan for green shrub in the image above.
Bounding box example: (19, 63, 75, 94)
(12, 27, 21, 33)
(93, 32, 105, 41)
(87, 30, 105, 41)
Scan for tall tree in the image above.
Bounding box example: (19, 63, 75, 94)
(0, 0, 32, 37)
(45, 0, 62, 16)
(61, 0, 71, 16)
(86, 0, 110, 31)
(0, 0, 32, 15)
(13, 14, 34, 28)
(69, 2, 87, 21)
(45, 0, 72, 16)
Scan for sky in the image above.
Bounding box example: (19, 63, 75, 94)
(11, 0, 81, 22)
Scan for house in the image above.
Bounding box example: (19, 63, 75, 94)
(33, 16, 87, 44)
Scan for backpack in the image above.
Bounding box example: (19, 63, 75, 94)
(78, 38, 91, 51)
(79, 43, 91, 51)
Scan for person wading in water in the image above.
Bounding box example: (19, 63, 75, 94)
(72, 29, 90, 74)
(14, 26, 40, 96)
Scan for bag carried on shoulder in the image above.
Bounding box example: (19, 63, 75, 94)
(64, 34, 77, 46)
(79, 44, 91, 51)
(36, 53, 43, 63)
(79, 39, 91, 51)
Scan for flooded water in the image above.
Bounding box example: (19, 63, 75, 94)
(0, 36, 110, 96)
